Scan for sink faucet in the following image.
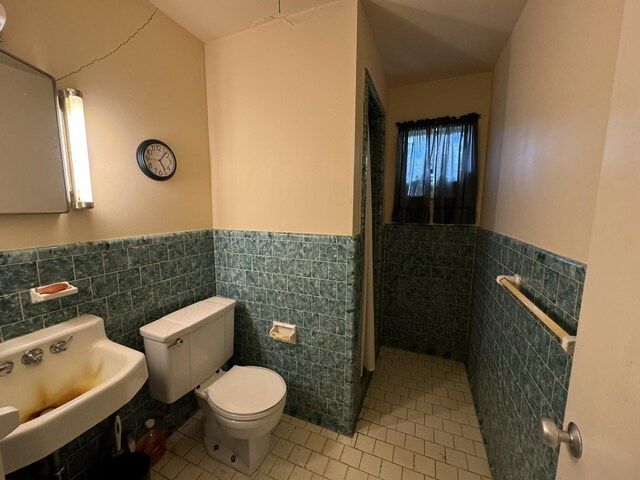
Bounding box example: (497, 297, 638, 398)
(21, 348, 43, 366)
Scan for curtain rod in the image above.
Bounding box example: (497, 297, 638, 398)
(396, 112, 480, 128)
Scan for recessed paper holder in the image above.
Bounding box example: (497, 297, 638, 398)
(269, 321, 297, 344)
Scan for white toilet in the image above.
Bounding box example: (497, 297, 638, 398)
(139, 296, 287, 475)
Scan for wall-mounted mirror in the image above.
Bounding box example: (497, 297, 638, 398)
(0, 48, 69, 214)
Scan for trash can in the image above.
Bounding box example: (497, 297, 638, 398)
(98, 452, 151, 480)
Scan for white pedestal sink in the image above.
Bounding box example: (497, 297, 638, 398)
(0, 315, 148, 474)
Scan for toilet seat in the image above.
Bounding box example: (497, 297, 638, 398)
(205, 366, 286, 421)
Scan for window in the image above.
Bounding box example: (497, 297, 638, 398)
(406, 130, 427, 197)
(392, 114, 479, 225)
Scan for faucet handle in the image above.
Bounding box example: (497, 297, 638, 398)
(49, 335, 74, 354)
(22, 348, 44, 366)
(0, 360, 14, 376)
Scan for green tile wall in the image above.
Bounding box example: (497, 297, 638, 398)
(467, 229, 586, 480)
(0, 230, 215, 480)
(1, 221, 586, 480)
(381, 224, 477, 361)
(213, 229, 362, 435)
(349, 234, 365, 428)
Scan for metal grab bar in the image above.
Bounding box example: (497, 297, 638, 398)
(496, 274, 576, 354)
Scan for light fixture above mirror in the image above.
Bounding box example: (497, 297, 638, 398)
(0, 4, 94, 214)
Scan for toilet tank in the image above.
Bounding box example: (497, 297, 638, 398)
(139, 296, 236, 403)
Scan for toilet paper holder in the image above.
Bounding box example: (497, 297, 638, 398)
(269, 321, 297, 344)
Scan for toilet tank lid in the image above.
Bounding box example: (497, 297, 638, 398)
(139, 296, 236, 343)
(207, 296, 236, 307)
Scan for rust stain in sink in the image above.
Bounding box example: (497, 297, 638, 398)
(20, 364, 104, 423)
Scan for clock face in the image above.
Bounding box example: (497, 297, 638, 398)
(136, 140, 176, 181)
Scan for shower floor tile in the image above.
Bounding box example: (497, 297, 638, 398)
(151, 346, 492, 480)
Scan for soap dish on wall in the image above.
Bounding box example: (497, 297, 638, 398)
(269, 321, 297, 344)
(30, 282, 78, 304)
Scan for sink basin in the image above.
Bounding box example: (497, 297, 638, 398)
(0, 315, 148, 473)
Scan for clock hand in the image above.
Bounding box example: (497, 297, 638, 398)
(156, 152, 168, 171)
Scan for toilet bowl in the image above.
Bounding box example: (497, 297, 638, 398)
(199, 366, 286, 439)
(194, 366, 286, 473)
(139, 296, 287, 476)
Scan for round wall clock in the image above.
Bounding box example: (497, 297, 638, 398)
(136, 139, 177, 181)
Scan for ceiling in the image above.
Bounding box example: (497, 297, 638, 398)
(148, 0, 337, 42)
(149, 0, 528, 87)
(362, 0, 528, 86)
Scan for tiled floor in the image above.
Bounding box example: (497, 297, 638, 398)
(151, 347, 492, 480)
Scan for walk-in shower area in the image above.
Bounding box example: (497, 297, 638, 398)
(355, 58, 586, 480)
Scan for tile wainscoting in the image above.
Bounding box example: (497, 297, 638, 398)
(215, 230, 361, 434)
(0, 230, 215, 479)
(213, 229, 364, 436)
(1, 227, 367, 477)
(381, 225, 477, 361)
(0, 225, 587, 480)
(467, 229, 586, 480)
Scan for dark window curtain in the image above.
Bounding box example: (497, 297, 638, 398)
(432, 113, 479, 224)
(392, 124, 431, 223)
(392, 113, 479, 225)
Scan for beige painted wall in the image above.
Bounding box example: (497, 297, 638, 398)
(481, 0, 625, 262)
(384, 73, 493, 223)
(353, 0, 387, 234)
(557, 1, 640, 476)
(205, 0, 359, 236)
(0, 0, 212, 251)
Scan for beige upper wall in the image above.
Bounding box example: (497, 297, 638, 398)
(0, 0, 212, 251)
(384, 73, 493, 223)
(353, 0, 387, 234)
(481, 0, 625, 262)
(557, 2, 640, 477)
(206, 0, 359, 236)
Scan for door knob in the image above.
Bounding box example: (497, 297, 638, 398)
(537, 417, 583, 459)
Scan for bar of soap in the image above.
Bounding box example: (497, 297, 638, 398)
(36, 283, 69, 295)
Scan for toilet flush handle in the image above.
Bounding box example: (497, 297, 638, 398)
(168, 338, 183, 349)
